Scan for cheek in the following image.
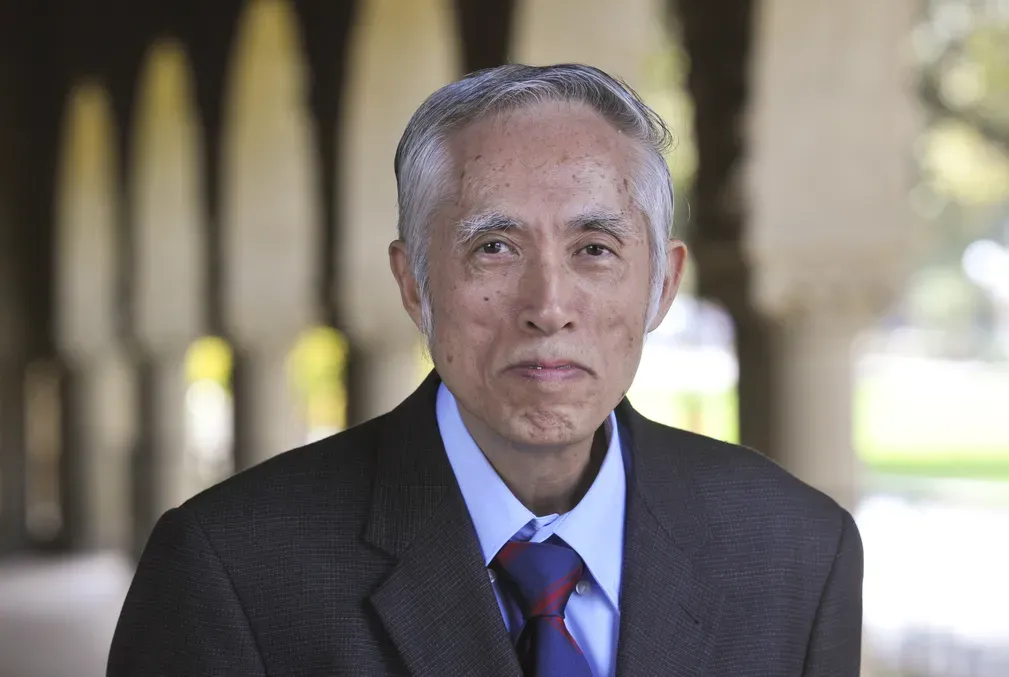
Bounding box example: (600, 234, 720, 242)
(592, 297, 647, 360)
(454, 261, 525, 319)
(587, 270, 649, 322)
(432, 283, 506, 363)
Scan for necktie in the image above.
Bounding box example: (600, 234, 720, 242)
(492, 537, 594, 676)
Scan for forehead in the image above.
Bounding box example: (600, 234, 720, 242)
(445, 101, 640, 218)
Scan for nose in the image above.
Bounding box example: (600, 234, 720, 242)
(516, 253, 576, 336)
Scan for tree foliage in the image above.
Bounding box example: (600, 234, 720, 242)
(902, 0, 1009, 358)
(917, 0, 1009, 201)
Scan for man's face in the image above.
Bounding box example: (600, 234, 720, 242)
(392, 101, 685, 448)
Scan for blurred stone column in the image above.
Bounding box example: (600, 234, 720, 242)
(0, 169, 28, 553)
(131, 41, 209, 536)
(340, 0, 458, 422)
(0, 27, 20, 553)
(55, 84, 135, 551)
(224, 0, 318, 467)
(140, 351, 192, 518)
(745, 0, 921, 510)
(63, 350, 136, 550)
(233, 340, 304, 469)
(0, 0, 31, 554)
(0, 309, 29, 553)
(0, 358, 27, 553)
(131, 40, 208, 535)
(512, 0, 666, 88)
(350, 340, 425, 422)
(763, 289, 884, 511)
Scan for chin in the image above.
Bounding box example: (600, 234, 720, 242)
(503, 404, 598, 447)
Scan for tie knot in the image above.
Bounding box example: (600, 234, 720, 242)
(492, 538, 585, 620)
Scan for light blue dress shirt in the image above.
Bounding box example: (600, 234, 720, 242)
(436, 383, 626, 677)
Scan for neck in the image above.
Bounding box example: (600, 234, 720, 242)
(458, 409, 609, 515)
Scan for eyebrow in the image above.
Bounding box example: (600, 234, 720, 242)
(456, 211, 522, 246)
(455, 209, 634, 247)
(568, 210, 635, 243)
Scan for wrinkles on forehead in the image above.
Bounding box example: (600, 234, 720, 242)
(439, 100, 646, 244)
(453, 104, 630, 173)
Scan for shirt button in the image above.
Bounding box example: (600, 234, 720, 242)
(488, 568, 497, 583)
(575, 580, 591, 595)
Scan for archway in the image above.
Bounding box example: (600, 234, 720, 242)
(54, 82, 133, 550)
(222, 0, 318, 466)
(339, 0, 459, 420)
(131, 40, 222, 529)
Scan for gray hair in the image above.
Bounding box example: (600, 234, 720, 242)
(394, 63, 676, 341)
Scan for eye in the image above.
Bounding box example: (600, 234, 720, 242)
(582, 243, 613, 257)
(478, 241, 510, 255)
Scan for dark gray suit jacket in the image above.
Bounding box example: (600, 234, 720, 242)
(107, 372, 863, 676)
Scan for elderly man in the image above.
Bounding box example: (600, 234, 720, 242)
(108, 64, 863, 677)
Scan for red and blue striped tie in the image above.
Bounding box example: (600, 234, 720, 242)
(492, 537, 594, 676)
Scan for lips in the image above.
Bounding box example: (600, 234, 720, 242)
(508, 359, 593, 375)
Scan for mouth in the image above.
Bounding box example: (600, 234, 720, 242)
(506, 360, 594, 380)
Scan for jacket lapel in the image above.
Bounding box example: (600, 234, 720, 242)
(615, 403, 725, 676)
(364, 373, 521, 677)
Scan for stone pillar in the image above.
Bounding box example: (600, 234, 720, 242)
(233, 342, 304, 469)
(454, 0, 517, 72)
(66, 353, 135, 549)
(145, 351, 194, 511)
(674, 0, 772, 455)
(223, 0, 317, 466)
(131, 40, 209, 534)
(745, 0, 921, 510)
(769, 303, 873, 510)
(0, 359, 28, 554)
(0, 80, 27, 553)
(350, 341, 426, 422)
(55, 82, 135, 551)
(340, 0, 458, 422)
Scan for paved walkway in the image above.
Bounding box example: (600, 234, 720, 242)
(0, 552, 132, 677)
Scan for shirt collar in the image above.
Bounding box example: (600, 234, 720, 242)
(436, 382, 625, 609)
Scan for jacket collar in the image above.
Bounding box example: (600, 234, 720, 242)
(364, 371, 722, 676)
(613, 401, 723, 675)
(364, 372, 521, 677)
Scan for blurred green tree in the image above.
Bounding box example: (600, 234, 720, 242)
(908, 0, 1009, 358)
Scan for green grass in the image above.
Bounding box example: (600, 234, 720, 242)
(854, 367, 1009, 480)
(864, 456, 1009, 481)
(628, 365, 1009, 482)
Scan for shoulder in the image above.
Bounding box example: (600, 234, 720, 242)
(631, 415, 862, 612)
(176, 413, 387, 539)
(630, 414, 853, 545)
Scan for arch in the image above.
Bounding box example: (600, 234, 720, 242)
(131, 39, 205, 351)
(222, 0, 317, 343)
(131, 41, 228, 516)
(221, 0, 318, 463)
(511, 0, 667, 88)
(339, 0, 459, 419)
(55, 82, 118, 358)
(54, 81, 135, 550)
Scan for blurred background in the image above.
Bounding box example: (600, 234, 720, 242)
(0, 0, 1007, 675)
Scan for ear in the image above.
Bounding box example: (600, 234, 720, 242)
(389, 240, 425, 332)
(646, 239, 688, 333)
